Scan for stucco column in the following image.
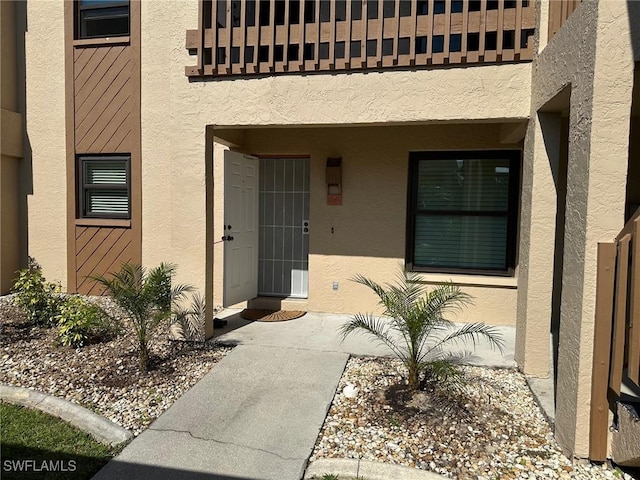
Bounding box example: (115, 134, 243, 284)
(554, 1, 635, 457)
(516, 113, 562, 378)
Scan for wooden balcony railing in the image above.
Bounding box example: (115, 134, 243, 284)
(590, 208, 640, 461)
(548, 0, 581, 41)
(186, 0, 537, 77)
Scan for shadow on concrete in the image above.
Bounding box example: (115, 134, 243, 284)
(211, 310, 252, 339)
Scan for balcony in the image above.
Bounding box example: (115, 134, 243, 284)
(186, 0, 537, 77)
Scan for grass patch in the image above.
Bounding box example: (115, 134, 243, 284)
(1, 403, 119, 479)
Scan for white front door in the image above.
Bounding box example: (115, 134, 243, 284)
(223, 151, 259, 307)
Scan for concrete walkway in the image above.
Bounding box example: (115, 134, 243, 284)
(93, 311, 515, 480)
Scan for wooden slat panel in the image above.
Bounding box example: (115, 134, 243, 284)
(343, 0, 352, 68)
(74, 49, 130, 111)
(76, 224, 100, 252)
(226, 1, 232, 73)
(283, 0, 291, 71)
(238, 0, 247, 72)
(79, 229, 131, 290)
(113, 130, 132, 152)
(478, 0, 487, 60)
(514, 0, 522, 58)
(610, 234, 631, 395)
(211, 0, 218, 73)
(76, 228, 114, 270)
(496, 0, 504, 58)
(246, 0, 260, 73)
(267, 0, 276, 71)
(560, 0, 568, 27)
(298, 0, 306, 70)
(628, 219, 640, 386)
(196, 0, 205, 73)
(75, 47, 126, 102)
(91, 100, 133, 153)
(391, 0, 400, 64)
(77, 81, 132, 152)
(589, 242, 617, 462)
(444, 0, 452, 63)
(75, 48, 131, 127)
(75, 58, 131, 136)
(375, 0, 383, 66)
(73, 47, 96, 79)
(461, 0, 469, 59)
(76, 228, 132, 295)
(76, 227, 102, 254)
(74, 46, 132, 153)
(327, 0, 335, 68)
(548, 0, 582, 42)
(313, 0, 320, 69)
(360, 0, 368, 66)
(74, 47, 113, 91)
(186, 0, 539, 75)
(76, 228, 127, 285)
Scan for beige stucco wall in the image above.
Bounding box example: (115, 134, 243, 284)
(22, 0, 67, 288)
(520, 0, 636, 457)
(210, 124, 521, 324)
(1, 0, 24, 293)
(140, 0, 532, 321)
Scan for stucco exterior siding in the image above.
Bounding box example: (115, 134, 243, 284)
(518, 0, 636, 457)
(139, 0, 533, 325)
(23, 0, 67, 288)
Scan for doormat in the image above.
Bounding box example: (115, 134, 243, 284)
(240, 309, 306, 322)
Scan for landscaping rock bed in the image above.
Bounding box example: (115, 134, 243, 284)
(311, 357, 635, 480)
(0, 295, 231, 436)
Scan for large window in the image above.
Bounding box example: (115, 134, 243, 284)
(76, 0, 129, 39)
(78, 155, 130, 219)
(406, 151, 520, 275)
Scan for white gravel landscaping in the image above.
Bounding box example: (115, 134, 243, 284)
(310, 357, 636, 480)
(0, 295, 231, 436)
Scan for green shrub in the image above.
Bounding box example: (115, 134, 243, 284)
(12, 259, 62, 326)
(92, 263, 192, 373)
(56, 296, 113, 348)
(341, 268, 505, 392)
(172, 293, 207, 342)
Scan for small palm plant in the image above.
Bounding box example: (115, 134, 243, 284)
(92, 263, 192, 373)
(340, 269, 504, 392)
(172, 293, 207, 342)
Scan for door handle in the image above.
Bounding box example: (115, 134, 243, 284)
(221, 236, 235, 241)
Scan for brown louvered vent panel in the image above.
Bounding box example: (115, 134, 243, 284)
(75, 226, 133, 295)
(74, 46, 133, 153)
(186, 0, 537, 78)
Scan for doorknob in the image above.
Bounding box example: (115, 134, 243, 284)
(221, 235, 235, 241)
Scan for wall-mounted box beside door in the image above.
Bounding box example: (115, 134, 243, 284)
(326, 157, 342, 206)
